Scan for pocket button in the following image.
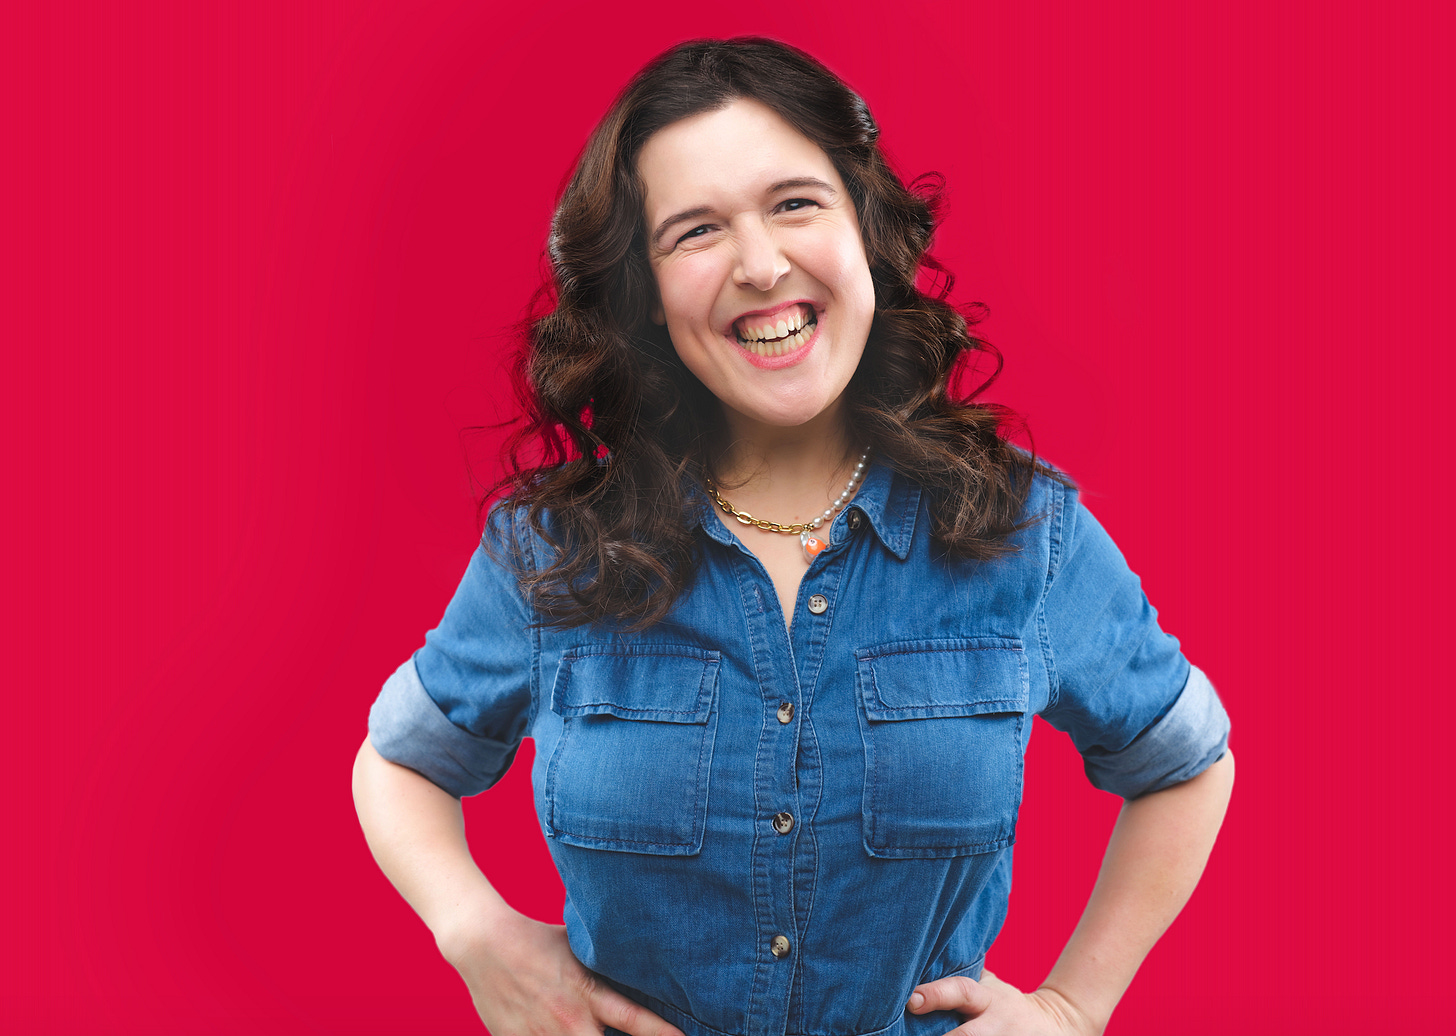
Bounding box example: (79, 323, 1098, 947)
(807, 594, 828, 614)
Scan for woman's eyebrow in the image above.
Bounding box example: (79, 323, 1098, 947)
(650, 179, 839, 248)
(652, 206, 715, 247)
(767, 177, 838, 196)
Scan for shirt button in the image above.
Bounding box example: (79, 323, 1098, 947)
(771, 812, 794, 834)
(807, 594, 828, 614)
(770, 935, 792, 959)
(777, 702, 794, 724)
(848, 510, 864, 531)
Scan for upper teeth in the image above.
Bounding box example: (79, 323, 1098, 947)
(738, 306, 812, 342)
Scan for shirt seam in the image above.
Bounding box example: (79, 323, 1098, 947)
(513, 506, 545, 733)
(556, 704, 710, 716)
(1038, 480, 1071, 711)
(564, 648, 722, 659)
(862, 640, 1021, 659)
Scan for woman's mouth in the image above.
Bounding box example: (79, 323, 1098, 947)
(732, 303, 818, 357)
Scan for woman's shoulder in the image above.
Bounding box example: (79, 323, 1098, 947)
(996, 444, 1078, 529)
(480, 495, 548, 572)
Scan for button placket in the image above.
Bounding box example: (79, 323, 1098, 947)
(732, 555, 806, 1030)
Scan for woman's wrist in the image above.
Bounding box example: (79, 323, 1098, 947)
(1032, 982, 1105, 1036)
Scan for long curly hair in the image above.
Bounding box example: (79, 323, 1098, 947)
(493, 37, 1066, 630)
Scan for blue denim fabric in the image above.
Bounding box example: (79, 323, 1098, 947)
(368, 463, 1230, 1036)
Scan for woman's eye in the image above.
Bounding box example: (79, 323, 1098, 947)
(676, 225, 712, 245)
(781, 198, 818, 212)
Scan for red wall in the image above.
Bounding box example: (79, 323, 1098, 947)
(9, 1, 1452, 1032)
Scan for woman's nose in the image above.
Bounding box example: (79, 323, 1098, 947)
(733, 224, 790, 292)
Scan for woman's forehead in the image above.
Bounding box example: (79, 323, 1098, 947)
(637, 98, 843, 218)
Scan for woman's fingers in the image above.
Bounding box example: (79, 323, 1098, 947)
(448, 911, 683, 1036)
(589, 981, 685, 1036)
(906, 973, 995, 1017)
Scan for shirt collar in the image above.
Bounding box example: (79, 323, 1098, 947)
(691, 456, 920, 561)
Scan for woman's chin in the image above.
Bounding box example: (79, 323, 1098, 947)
(722, 393, 852, 435)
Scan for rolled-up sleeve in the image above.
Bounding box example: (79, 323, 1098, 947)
(367, 509, 536, 798)
(1039, 486, 1231, 800)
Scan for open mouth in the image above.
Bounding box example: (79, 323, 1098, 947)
(733, 303, 818, 357)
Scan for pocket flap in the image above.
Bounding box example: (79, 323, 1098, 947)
(857, 637, 1029, 721)
(552, 646, 720, 722)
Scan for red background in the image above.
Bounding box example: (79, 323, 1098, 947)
(9, 1, 1452, 1033)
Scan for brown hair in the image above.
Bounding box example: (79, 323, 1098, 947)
(493, 37, 1066, 629)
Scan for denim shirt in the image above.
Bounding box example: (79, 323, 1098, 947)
(368, 462, 1230, 1036)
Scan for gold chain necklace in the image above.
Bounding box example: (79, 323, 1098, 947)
(704, 449, 870, 558)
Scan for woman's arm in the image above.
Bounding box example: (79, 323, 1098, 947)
(352, 736, 684, 1036)
(908, 750, 1235, 1036)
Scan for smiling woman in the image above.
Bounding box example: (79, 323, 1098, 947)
(353, 36, 1234, 1036)
(502, 39, 1057, 631)
(640, 98, 874, 433)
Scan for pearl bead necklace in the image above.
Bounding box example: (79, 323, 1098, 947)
(704, 448, 871, 563)
(799, 448, 870, 562)
(806, 448, 870, 530)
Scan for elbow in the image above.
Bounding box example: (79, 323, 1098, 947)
(352, 734, 383, 811)
(1209, 747, 1235, 791)
(1216, 747, 1235, 796)
(1182, 747, 1235, 815)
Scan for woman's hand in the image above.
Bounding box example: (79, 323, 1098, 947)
(440, 906, 685, 1036)
(354, 739, 682, 1036)
(907, 970, 1100, 1036)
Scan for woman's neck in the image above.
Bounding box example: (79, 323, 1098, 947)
(708, 398, 863, 524)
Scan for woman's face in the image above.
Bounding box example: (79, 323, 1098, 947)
(638, 97, 876, 435)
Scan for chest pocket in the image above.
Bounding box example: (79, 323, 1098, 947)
(856, 638, 1029, 858)
(545, 646, 720, 856)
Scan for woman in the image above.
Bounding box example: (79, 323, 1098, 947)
(353, 38, 1233, 1036)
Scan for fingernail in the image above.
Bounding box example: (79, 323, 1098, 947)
(908, 993, 924, 1011)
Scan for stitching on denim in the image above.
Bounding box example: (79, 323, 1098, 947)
(687, 665, 718, 844)
(797, 533, 845, 716)
(554, 834, 700, 849)
(516, 507, 546, 732)
(1041, 482, 1070, 710)
(564, 648, 721, 659)
(859, 653, 1025, 854)
(557, 704, 711, 717)
(860, 638, 1023, 659)
(553, 651, 721, 716)
(867, 703, 1027, 716)
(891, 476, 920, 558)
(545, 657, 719, 850)
(542, 710, 569, 837)
(868, 836, 1015, 858)
(1008, 710, 1027, 841)
(794, 764, 821, 1025)
(864, 644, 1028, 714)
